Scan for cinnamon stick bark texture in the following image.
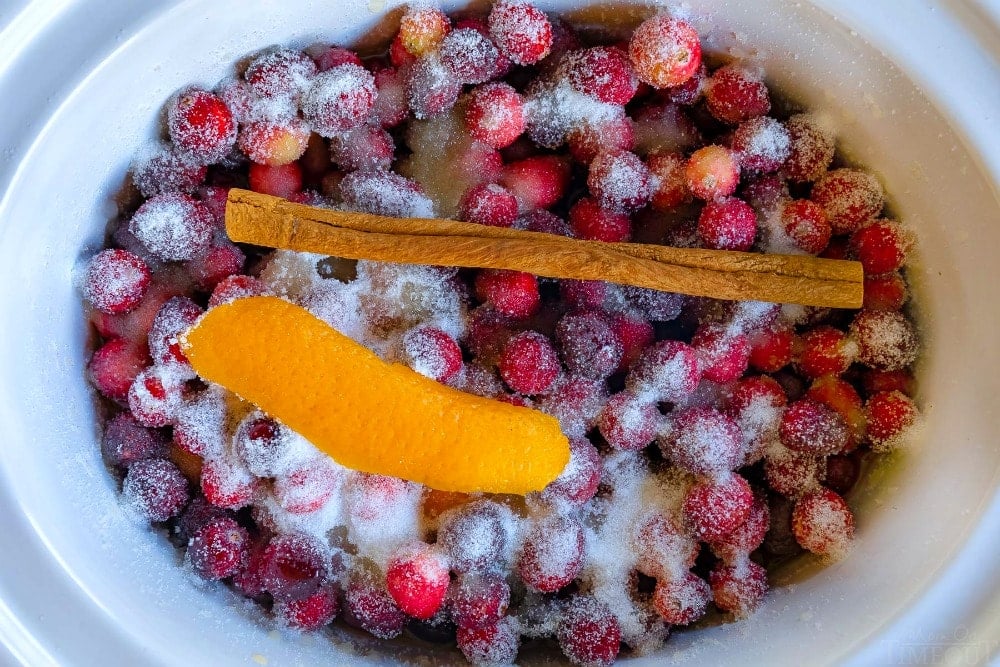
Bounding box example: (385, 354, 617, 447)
(225, 189, 864, 308)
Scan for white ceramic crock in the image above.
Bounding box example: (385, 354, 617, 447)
(0, 1, 999, 665)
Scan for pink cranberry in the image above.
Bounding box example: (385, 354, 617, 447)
(850, 309, 919, 371)
(691, 323, 751, 383)
(438, 500, 511, 574)
(709, 494, 770, 562)
(200, 458, 258, 510)
(101, 412, 168, 467)
(518, 514, 585, 592)
(850, 219, 912, 275)
(131, 144, 207, 199)
(457, 617, 520, 665)
(748, 325, 794, 372)
(627, 340, 701, 402)
(698, 197, 757, 251)
(449, 573, 510, 630)
(208, 274, 268, 308)
(459, 183, 519, 228)
(865, 390, 918, 451)
(568, 197, 631, 242)
(122, 458, 189, 522)
(258, 533, 328, 602)
(148, 296, 203, 368)
(345, 573, 408, 639)
(810, 168, 885, 235)
(406, 58, 463, 119)
(555, 312, 623, 381)
(83, 249, 151, 315)
(248, 162, 302, 199)
(186, 243, 245, 291)
(129, 192, 214, 262)
(783, 114, 835, 183)
(682, 474, 753, 541)
(88, 338, 150, 402)
(244, 48, 317, 99)
(780, 399, 849, 455)
(398, 6, 451, 57)
(662, 407, 745, 478)
(474, 270, 540, 320)
(498, 330, 560, 395)
(623, 286, 684, 322)
(807, 375, 866, 448)
(275, 459, 341, 514)
(792, 488, 855, 558)
(628, 16, 701, 88)
(302, 64, 376, 136)
(557, 596, 622, 667)
(588, 150, 652, 213)
(166, 88, 236, 163)
(501, 155, 571, 211)
(709, 560, 768, 618)
(646, 149, 691, 211)
(275, 584, 339, 630)
(729, 375, 787, 416)
(537, 437, 602, 506)
(372, 67, 409, 129)
(863, 272, 908, 311)
(401, 326, 463, 383)
(705, 64, 771, 124)
(440, 28, 501, 84)
(386, 542, 450, 620)
(567, 115, 635, 164)
(633, 512, 699, 577)
(765, 450, 822, 497)
(730, 116, 790, 172)
(780, 199, 831, 255)
(312, 45, 363, 71)
(238, 118, 311, 167)
(488, 0, 553, 65)
(598, 392, 660, 451)
(127, 366, 184, 427)
(562, 46, 638, 105)
(685, 144, 739, 200)
(330, 126, 395, 172)
(187, 516, 250, 580)
(653, 572, 711, 626)
(606, 312, 654, 372)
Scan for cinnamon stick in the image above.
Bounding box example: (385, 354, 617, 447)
(225, 189, 864, 309)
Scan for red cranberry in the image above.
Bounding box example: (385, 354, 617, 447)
(782, 114, 835, 183)
(372, 67, 409, 129)
(237, 118, 311, 166)
(274, 459, 341, 514)
(824, 454, 861, 495)
(187, 516, 250, 580)
(731, 116, 790, 172)
(623, 286, 685, 322)
(557, 597, 622, 667)
(559, 279, 608, 312)
(312, 45, 363, 71)
(474, 270, 540, 320)
(129, 192, 214, 262)
(606, 312, 654, 372)
(705, 64, 770, 124)
(166, 88, 236, 163)
(685, 145, 739, 200)
(83, 249, 151, 315)
(810, 168, 884, 235)
(863, 272, 908, 311)
(457, 617, 520, 665)
(88, 338, 150, 402)
(555, 313, 623, 381)
(518, 514, 585, 592)
(683, 474, 753, 541)
(401, 326, 463, 383)
(662, 407, 745, 478)
(302, 64, 376, 136)
(244, 48, 317, 99)
(765, 449, 823, 497)
(537, 437, 602, 506)
(386, 542, 450, 620)
(536, 375, 607, 440)
(406, 58, 463, 119)
(653, 572, 711, 625)
(588, 150, 652, 213)
(806, 375, 866, 447)
(633, 512, 699, 577)
(862, 368, 916, 397)
(101, 412, 168, 467)
(562, 46, 638, 105)
(626, 340, 701, 402)
(748, 325, 794, 372)
(131, 144, 207, 199)
(709, 560, 768, 618)
(122, 458, 189, 522)
(208, 274, 268, 308)
(568, 197, 631, 242)
(797, 325, 853, 378)
(567, 115, 635, 164)
(646, 149, 691, 211)
(148, 296, 203, 368)
(850, 219, 912, 275)
(438, 500, 510, 573)
(792, 488, 855, 559)
(517, 209, 574, 237)
(459, 183, 519, 228)
(780, 399, 849, 455)
(501, 155, 571, 211)
(698, 197, 757, 251)
(498, 330, 560, 395)
(865, 390, 918, 452)
(259, 533, 328, 602)
(780, 199, 831, 255)
(200, 458, 258, 510)
(692, 323, 751, 383)
(440, 28, 501, 84)
(850, 309, 919, 371)
(186, 243, 245, 291)
(127, 366, 184, 427)
(275, 584, 339, 630)
(709, 494, 770, 562)
(488, 0, 553, 65)
(597, 392, 661, 451)
(628, 16, 701, 88)
(344, 573, 407, 639)
(741, 173, 790, 212)
(449, 573, 510, 630)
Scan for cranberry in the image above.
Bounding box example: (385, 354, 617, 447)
(474, 270, 540, 320)
(765, 449, 822, 497)
(489, 0, 553, 65)
(88, 338, 150, 402)
(653, 572, 711, 625)
(389, 34, 417, 69)
(606, 312, 654, 372)
(232, 415, 288, 476)
(101, 412, 168, 468)
(850, 309, 919, 371)
(685, 144, 740, 200)
(237, 118, 311, 166)
(344, 573, 407, 639)
(501, 155, 571, 211)
(517, 209, 574, 237)
(385, 542, 450, 620)
(186, 243, 245, 291)
(127, 366, 183, 427)
(628, 16, 701, 88)
(780, 399, 849, 455)
(568, 197, 631, 242)
(705, 64, 770, 124)
(372, 67, 409, 129)
(850, 219, 912, 275)
(626, 340, 701, 402)
(792, 488, 855, 559)
(555, 313, 623, 381)
(187, 516, 250, 580)
(562, 46, 638, 105)
(698, 197, 757, 251)
(825, 454, 861, 495)
(863, 272, 908, 311)
(862, 368, 916, 397)
(588, 150, 652, 213)
(709, 494, 770, 562)
(463, 83, 525, 150)
(131, 144, 207, 199)
(401, 326, 463, 383)
(518, 514, 585, 592)
(244, 49, 317, 99)
(623, 286, 685, 322)
(729, 374, 787, 416)
(200, 458, 258, 510)
(457, 617, 520, 665)
(557, 597, 622, 667)
(537, 437, 602, 506)
(459, 183, 519, 228)
(148, 296, 203, 368)
(259, 533, 328, 602)
(406, 58, 463, 119)
(597, 392, 661, 451)
(449, 573, 510, 630)
(810, 168, 884, 235)
(274, 459, 341, 514)
(782, 114, 835, 182)
(275, 584, 339, 630)
(129, 192, 214, 262)
(312, 45, 363, 71)
(865, 390, 918, 452)
(748, 325, 794, 372)
(797, 325, 853, 378)
(646, 149, 691, 211)
(780, 199, 831, 255)
(741, 173, 790, 212)
(398, 6, 451, 57)
(498, 330, 560, 395)
(633, 512, 699, 577)
(692, 323, 751, 383)
(661, 407, 745, 478)
(682, 474, 753, 541)
(806, 375, 866, 446)
(122, 458, 189, 522)
(440, 28, 501, 84)
(731, 116, 790, 173)
(438, 500, 510, 573)
(567, 115, 635, 164)
(208, 274, 268, 307)
(175, 496, 229, 543)
(166, 88, 236, 163)
(83, 249, 151, 315)
(301, 64, 376, 136)
(560, 279, 608, 312)
(709, 560, 768, 618)
(536, 375, 606, 440)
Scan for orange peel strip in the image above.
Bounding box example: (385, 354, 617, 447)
(181, 296, 569, 495)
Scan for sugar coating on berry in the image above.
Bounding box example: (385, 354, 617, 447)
(850, 309, 919, 371)
(731, 116, 790, 173)
(489, 0, 553, 65)
(88, 338, 150, 402)
(450, 572, 511, 630)
(535, 436, 602, 506)
(627, 340, 701, 402)
(129, 193, 213, 262)
(518, 514, 585, 592)
(339, 170, 434, 218)
(561, 46, 639, 105)
(345, 572, 407, 639)
(82, 249, 151, 315)
(783, 113, 835, 182)
(101, 412, 168, 468)
(557, 596, 622, 667)
(237, 118, 311, 166)
(464, 82, 525, 149)
(850, 218, 913, 275)
(475, 270, 540, 320)
(131, 142, 207, 199)
(187, 516, 250, 580)
(457, 617, 520, 665)
(653, 572, 711, 625)
(523, 77, 622, 150)
(568, 197, 631, 242)
(810, 168, 884, 235)
(698, 197, 757, 251)
(865, 390, 920, 452)
(122, 458, 189, 522)
(245, 48, 317, 99)
(628, 16, 701, 88)
(709, 559, 768, 618)
(555, 313, 623, 381)
(537, 376, 607, 441)
(459, 183, 519, 227)
(438, 500, 515, 573)
(167, 88, 236, 163)
(792, 488, 854, 560)
(597, 392, 661, 451)
(440, 28, 501, 84)
(406, 56, 463, 119)
(622, 286, 684, 322)
(386, 542, 450, 619)
(329, 125, 395, 172)
(173, 387, 227, 459)
(692, 323, 750, 384)
(780, 199, 831, 255)
(705, 64, 771, 125)
(276, 585, 339, 631)
(710, 494, 770, 563)
(302, 64, 376, 136)
(780, 399, 849, 455)
(499, 330, 560, 395)
(661, 407, 746, 478)
(588, 150, 652, 212)
(685, 144, 739, 200)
